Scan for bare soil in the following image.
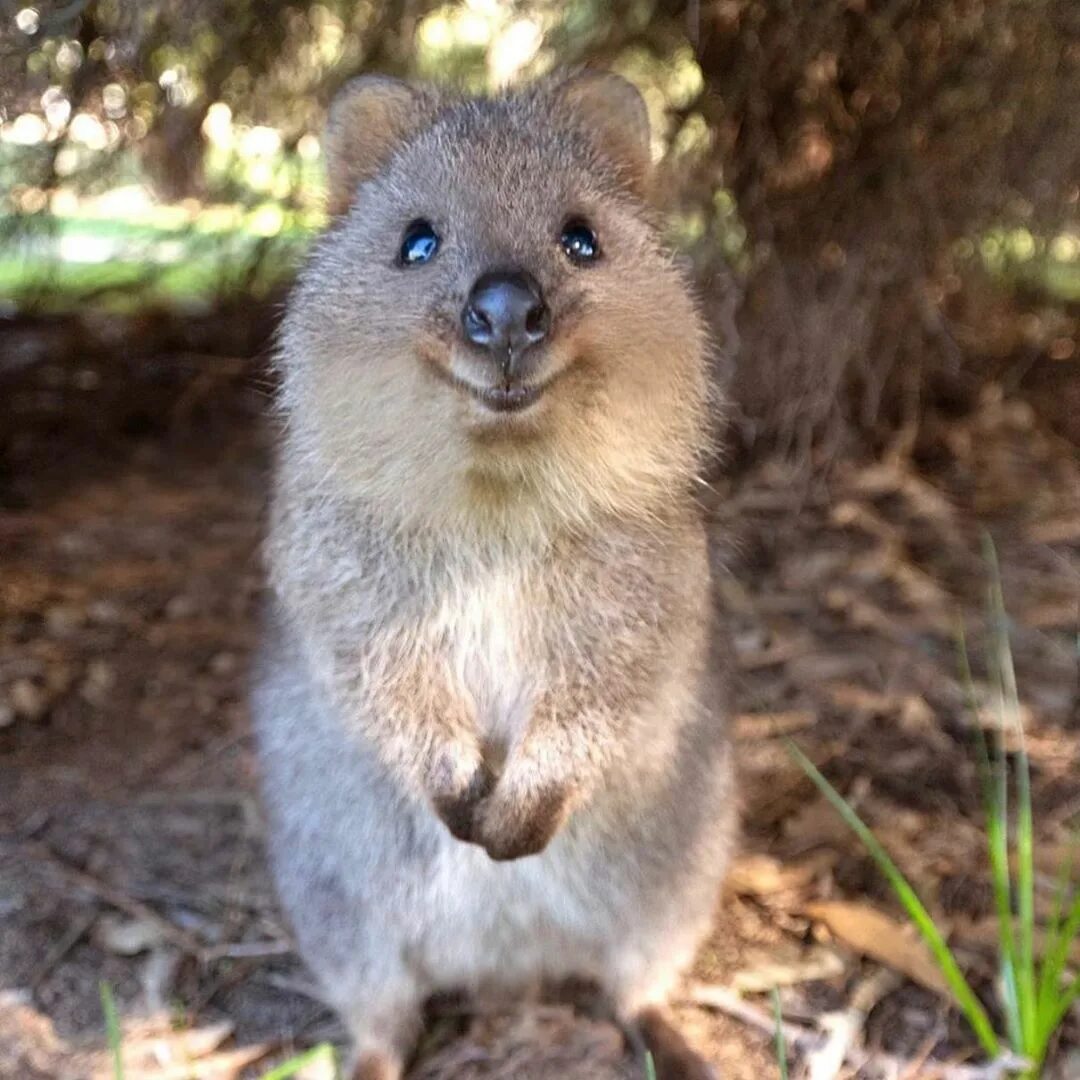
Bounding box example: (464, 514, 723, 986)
(1, 311, 1077, 1079)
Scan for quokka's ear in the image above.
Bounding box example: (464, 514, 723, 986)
(555, 71, 653, 196)
(323, 75, 429, 216)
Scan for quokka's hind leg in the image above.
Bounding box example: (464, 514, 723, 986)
(331, 978, 423, 1080)
(605, 961, 718, 1080)
(633, 1006, 718, 1080)
(350, 1051, 402, 1080)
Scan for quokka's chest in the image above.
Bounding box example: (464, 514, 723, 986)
(424, 569, 541, 746)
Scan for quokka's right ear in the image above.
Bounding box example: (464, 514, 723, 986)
(323, 75, 428, 216)
(555, 71, 653, 198)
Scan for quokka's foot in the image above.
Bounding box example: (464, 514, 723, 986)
(636, 1007, 718, 1080)
(350, 1051, 402, 1080)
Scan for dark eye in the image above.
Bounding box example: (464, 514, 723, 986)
(560, 219, 600, 264)
(399, 219, 439, 266)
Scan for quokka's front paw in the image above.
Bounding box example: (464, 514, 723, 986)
(472, 777, 574, 861)
(428, 744, 495, 843)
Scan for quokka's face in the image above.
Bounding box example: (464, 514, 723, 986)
(323, 120, 654, 434)
(281, 75, 708, 524)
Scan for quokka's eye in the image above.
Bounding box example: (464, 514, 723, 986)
(560, 219, 600, 264)
(399, 219, 439, 266)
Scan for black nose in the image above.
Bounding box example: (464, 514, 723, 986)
(461, 271, 549, 374)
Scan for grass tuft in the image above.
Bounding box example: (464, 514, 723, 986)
(786, 741, 1002, 1059)
(788, 539, 1080, 1077)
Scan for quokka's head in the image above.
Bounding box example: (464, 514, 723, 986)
(280, 71, 713, 537)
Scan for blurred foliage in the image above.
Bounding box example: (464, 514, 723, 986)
(1, 0, 1077, 452)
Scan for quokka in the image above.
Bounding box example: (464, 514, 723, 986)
(254, 70, 735, 1080)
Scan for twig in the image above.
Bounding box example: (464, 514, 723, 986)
(684, 982, 819, 1051)
(18, 842, 204, 956)
(898, 1015, 949, 1080)
(29, 909, 96, 990)
(253, 971, 324, 1001)
(847, 1049, 1032, 1080)
(201, 939, 293, 961)
(805, 968, 901, 1080)
(14, 842, 294, 972)
(687, 980, 1030, 1079)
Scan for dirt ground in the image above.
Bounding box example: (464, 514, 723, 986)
(1, 311, 1077, 1079)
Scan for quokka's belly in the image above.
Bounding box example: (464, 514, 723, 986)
(394, 791, 708, 994)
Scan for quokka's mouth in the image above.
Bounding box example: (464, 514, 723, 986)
(471, 382, 544, 413)
(418, 347, 564, 417)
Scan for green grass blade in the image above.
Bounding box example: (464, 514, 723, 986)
(99, 982, 124, 1080)
(957, 620, 1021, 1050)
(644, 1050, 658, 1080)
(955, 623, 990, 787)
(1011, 742, 1037, 1057)
(1036, 848, 1073, 1030)
(985, 535, 1037, 1055)
(957, 624, 1016, 967)
(980, 535, 1036, 1058)
(998, 954, 1023, 1058)
(1036, 886, 1080, 1056)
(1049, 970, 1080, 1037)
(986, 747, 1022, 1052)
(259, 1043, 338, 1080)
(772, 987, 789, 1080)
(787, 741, 1000, 1058)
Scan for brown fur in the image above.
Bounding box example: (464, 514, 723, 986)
(351, 1056, 399, 1080)
(254, 72, 733, 1080)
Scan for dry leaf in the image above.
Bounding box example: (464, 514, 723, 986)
(1021, 601, 1079, 631)
(113, 1045, 271, 1080)
(727, 852, 836, 898)
(957, 917, 1080, 968)
(732, 710, 816, 740)
(104, 1022, 269, 1080)
(96, 915, 169, 956)
(824, 683, 899, 716)
(784, 797, 858, 853)
(736, 639, 807, 671)
(805, 901, 951, 999)
(1029, 518, 1080, 545)
(731, 946, 847, 993)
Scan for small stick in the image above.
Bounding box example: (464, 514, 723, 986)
(16, 841, 295, 968)
(30, 909, 97, 990)
(898, 1015, 948, 1080)
(684, 982, 819, 1051)
(201, 939, 293, 961)
(805, 968, 901, 1080)
(19, 842, 204, 955)
(687, 979, 1030, 1079)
